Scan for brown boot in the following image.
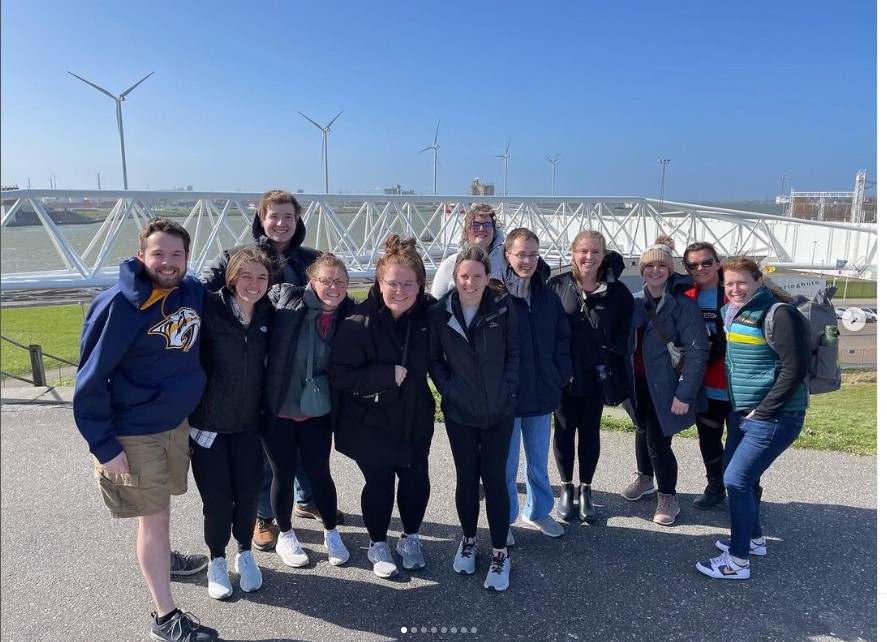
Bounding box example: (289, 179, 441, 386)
(252, 517, 278, 551)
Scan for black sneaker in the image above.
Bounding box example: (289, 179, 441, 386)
(170, 551, 209, 576)
(150, 610, 218, 642)
(692, 481, 726, 510)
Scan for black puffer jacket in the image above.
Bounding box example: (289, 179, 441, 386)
(189, 288, 273, 433)
(263, 284, 358, 418)
(429, 287, 520, 429)
(330, 287, 436, 468)
(548, 271, 634, 397)
(199, 214, 320, 290)
(508, 263, 572, 416)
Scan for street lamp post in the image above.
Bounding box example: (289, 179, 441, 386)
(780, 175, 788, 197)
(658, 158, 671, 210)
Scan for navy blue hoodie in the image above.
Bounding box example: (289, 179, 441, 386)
(74, 258, 207, 464)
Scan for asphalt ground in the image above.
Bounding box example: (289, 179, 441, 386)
(0, 403, 876, 642)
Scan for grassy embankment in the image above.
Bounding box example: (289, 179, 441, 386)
(0, 299, 877, 455)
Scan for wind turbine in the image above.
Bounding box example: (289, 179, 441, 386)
(419, 120, 441, 196)
(298, 110, 343, 194)
(545, 153, 560, 196)
(68, 70, 154, 190)
(495, 138, 511, 196)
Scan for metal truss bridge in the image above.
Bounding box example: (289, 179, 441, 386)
(1, 189, 877, 291)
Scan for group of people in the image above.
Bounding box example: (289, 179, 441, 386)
(73, 192, 812, 642)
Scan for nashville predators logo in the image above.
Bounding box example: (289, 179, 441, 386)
(148, 307, 201, 352)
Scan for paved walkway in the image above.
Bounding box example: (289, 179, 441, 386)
(0, 400, 876, 641)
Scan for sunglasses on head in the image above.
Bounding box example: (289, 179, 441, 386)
(684, 258, 716, 271)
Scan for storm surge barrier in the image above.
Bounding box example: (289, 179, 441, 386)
(1, 189, 877, 291)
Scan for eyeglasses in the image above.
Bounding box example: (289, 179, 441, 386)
(684, 258, 717, 271)
(506, 251, 540, 263)
(471, 222, 494, 232)
(313, 277, 348, 288)
(382, 279, 417, 292)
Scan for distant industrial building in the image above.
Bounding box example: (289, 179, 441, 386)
(384, 185, 415, 195)
(470, 178, 495, 196)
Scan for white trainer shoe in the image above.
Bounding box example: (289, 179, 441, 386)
(275, 529, 309, 568)
(235, 550, 263, 592)
(452, 537, 477, 575)
(324, 529, 350, 566)
(367, 541, 399, 578)
(206, 556, 233, 600)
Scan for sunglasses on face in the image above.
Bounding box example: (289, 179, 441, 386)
(684, 258, 717, 271)
(471, 222, 494, 232)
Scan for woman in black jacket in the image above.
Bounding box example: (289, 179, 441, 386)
(261, 253, 357, 571)
(548, 231, 634, 522)
(329, 236, 436, 580)
(189, 246, 274, 600)
(429, 244, 520, 592)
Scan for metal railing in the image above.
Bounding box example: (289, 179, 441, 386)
(0, 335, 78, 387)
(1, 189, 878, 291)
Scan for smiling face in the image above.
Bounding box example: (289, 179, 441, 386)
(468, 214, 495, 248)
(262, 203, 298, 251)
(310, 265, 349, 311)
(572, 236, 605, 281)
(684, 249, 720, 290)
(137, 231, 188, 289)
(641, 260, 671, 293)
(233, 261, 270, 307)
(505, 236, 540, 279)
(723, 269, 762, 306)
(379, 264, 419, 319)
(454, 259, 490, 308)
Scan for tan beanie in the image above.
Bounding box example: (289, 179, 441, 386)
(638, 243, 675, 274)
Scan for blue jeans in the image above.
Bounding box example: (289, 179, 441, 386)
(723, 409, 805, 558)
(256, 449, 314, 520)
(506, 414, 555, 522)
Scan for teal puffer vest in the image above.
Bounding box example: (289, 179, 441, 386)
(723, 288, 807, 412)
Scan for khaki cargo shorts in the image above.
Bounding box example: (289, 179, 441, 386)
(93, 420, 190, 518)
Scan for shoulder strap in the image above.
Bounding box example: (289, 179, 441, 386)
(762, 302, 788, 349)
(643, 298, 674, 344)
(305, 322, 316, 382)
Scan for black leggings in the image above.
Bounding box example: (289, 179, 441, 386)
(445, 415, 513, 549)
(261, 415, 338, 531)
(553, 391, 604, 484)
(355, 449, 431, 543)
(695, 398, 732, 483)
(190, 429, 263, 559)
(633, 376, 678, 495)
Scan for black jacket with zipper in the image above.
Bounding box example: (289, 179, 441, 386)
(189, 288, 273, 433)
(329, 287, 436, 468)
(428, 287, 520, 429)
(263, 284, 358, 418)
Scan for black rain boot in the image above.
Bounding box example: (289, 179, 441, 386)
(578, 484, 597, 522)
(557, 483, 575, 521)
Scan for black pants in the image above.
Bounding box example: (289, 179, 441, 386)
(261, 415, 338, 531)
(190, 429, 263, 559)
(355, 448, 431, 543)
(445, 415, 513, 549)
(633, 376, 678, 495)
(695, 398, 732, 485)
(553, 391, 604, 484)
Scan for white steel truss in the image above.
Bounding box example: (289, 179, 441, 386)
(1, 189, 878, 291)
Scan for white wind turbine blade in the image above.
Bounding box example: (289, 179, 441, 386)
(433, 119, 440, 146)
(298, 111, 326, 131)
(325, 110, 344, 129)
(67, 71, 116, 100)
(120, 71, 154, 98)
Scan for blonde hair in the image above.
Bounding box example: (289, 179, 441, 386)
(570, 230, 607, 283)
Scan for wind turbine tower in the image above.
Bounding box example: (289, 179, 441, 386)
(419, 120, 441, 196)
(495, 138, 512, 196)
(298, 110, 343, 194)
(68, 71, 154, 190)
(545, 153, 560, 196)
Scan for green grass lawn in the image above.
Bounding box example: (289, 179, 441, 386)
(1, 304, 87, 375)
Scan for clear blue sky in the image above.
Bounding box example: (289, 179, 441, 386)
(0, 0, 877, 200)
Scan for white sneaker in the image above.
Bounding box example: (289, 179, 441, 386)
(452, 537, 477, 575)
(324, 529, 350, 566)
(367, 541, 399, 578)
(716, 537, 767, 557)
(396, 533, 426, 570)
(275, 529, 309, 568)
(206, 557, 233, 600)
(506, 528, 515, 547)
(483, 550, 511, 591)
(520, 514, 565, 538)
(235, 550, 263, 592)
